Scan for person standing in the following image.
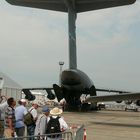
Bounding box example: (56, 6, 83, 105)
(15, 99, 27, 137)
(46, 107, 68, 140)
(25, 101, 39, 140)
(4, 97, 16, 138)
(34, 106, 50, 136)
(0, 96, 8, 138)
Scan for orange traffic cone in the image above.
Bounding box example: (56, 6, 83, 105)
(83, 128, 87, 140)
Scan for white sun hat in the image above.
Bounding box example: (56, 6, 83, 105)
(50, 107, 63, 116)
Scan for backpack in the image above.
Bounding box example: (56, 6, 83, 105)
(24, 108, 35, 126)
(46, 116, 61, 138)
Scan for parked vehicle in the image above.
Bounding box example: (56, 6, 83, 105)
(97, 102, 106, 110)
(125, 103, 138, 112)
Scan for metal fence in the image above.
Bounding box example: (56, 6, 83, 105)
(73, 125, 84, 140)
(1, 131, 73, 140)
(1, 125, 85, 140)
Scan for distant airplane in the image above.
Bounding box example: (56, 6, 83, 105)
(5, 0, 140, 111)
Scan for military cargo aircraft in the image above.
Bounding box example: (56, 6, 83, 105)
(5, 0, 140, 111)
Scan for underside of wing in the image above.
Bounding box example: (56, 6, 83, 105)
(22, 87, 53, 90)
(22, 87, 54, 100)
(6, 0, 67, 12)
(76, 0, 136, 12)
(6, 0, 136, 13)
(96, 88, 131, 94)
(85, 92, 140, 103)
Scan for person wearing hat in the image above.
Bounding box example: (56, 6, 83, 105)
(15, 99, 27, 137)
(46, 107, 68, 140)
(26, 100, 40, 140)
(34, 105, 50, 136)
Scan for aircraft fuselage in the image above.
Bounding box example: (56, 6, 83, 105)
(56, 69, 97, 110)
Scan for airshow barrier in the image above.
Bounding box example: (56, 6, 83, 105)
(1, 125, 85, 140)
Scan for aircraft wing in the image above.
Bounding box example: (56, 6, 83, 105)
(22, 85, 64, 101)
(22, 87, 53, 90)
(22, 87, 56, 100)
(5, 0, 136, 13)
(85, 92, 140, 103)
(96, 88, 131, 94)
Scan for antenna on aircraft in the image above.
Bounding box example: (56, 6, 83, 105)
(59, 61, 64, 85)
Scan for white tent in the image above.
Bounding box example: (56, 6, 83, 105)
(0, 72, 22, 101)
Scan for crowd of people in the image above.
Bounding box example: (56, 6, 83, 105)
(0, 96, 69, 139)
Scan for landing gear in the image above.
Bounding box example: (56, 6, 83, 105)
(81, 103, 91, 111)
(64, 102, 97, 112)
(64, 103, 81, 111)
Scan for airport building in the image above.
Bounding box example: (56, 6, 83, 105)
(0, 72, 22, 101)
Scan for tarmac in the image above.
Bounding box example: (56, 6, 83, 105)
(62, 110, 140, 140)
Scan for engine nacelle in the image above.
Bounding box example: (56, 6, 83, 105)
(47, 94, 55, 100)
(22, 89, 36, 101)
(136, 100, 140, 106)
(116, 101, 122, 103)
(125, 100, 132, 105)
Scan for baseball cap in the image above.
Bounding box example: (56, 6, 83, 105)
(42, 106, 50, 112)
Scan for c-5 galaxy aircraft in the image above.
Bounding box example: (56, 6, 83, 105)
(5, 0, 140, 111)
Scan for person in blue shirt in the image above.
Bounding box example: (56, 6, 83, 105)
(15, 99, 27, 137)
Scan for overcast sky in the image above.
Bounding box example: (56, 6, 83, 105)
(0, 1, 140, 92)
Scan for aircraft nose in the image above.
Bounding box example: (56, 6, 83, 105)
(61, 70, 81, 85)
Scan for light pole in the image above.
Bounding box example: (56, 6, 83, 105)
(59, 61, 64, 86)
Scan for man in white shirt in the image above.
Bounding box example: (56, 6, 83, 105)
(26, 101, 40, 140)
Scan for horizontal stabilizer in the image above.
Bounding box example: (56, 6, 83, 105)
(85, 92, 140, 103)
(5, 0, 136, 13)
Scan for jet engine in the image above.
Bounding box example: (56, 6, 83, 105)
(116, 101, 122, 103)
(22, 89, 36, 101)
(125, 100, 132, 105)
(135, 100, 140, 106)
(45, 89, 55, 100)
